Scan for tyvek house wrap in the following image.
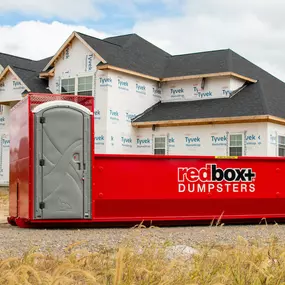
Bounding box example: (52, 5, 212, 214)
(102, 70, 161, 154)
(0, 106, 10, 185)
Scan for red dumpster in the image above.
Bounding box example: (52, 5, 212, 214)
(8, 93, 285, 228)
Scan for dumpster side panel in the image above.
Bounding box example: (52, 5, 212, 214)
(9, 97, 30, 219)
(93, 154, 285, 221)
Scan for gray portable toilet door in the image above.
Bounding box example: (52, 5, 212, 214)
(33, 101, 92, 220)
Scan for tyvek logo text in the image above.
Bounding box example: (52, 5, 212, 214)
(95, 135, 105, 145)
(94, 109, 101, 120)
(121, 136, 132, 147)
(13, 81, 24, 90)
(153, 87, 162, 98)
(169, 137, 175, 148)
(118, 79, 129, 91)
(2, 137, 9, 147)
(126, 112, 136, 122)
(109, 109, 119, 121)
(246, 134, 261, 145)
(193, 86, 212, 98)
(211, 135, 227, 146)
(136, 83, 146, 95)
(137, 138, 151, 148)
(185, 136, 201, 147)
(170, 88, 184, 98)
(100, 77, 112, 87)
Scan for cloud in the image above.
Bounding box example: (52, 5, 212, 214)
(132, 0, 285, 81)
(1, 0, 285, 81)
(0, 21, 109, 60)
(0, 0, 102, 21)
(0, 0, 179, 22)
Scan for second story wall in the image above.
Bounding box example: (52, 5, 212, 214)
(47, 37, 107, 153)
(161, 76, 245, 102)
(49, 37, 101, 94)
(102, 70, 161, 154)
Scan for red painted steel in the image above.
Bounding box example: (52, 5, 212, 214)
(93, 154, 285, 221)
(8, 93, 285, 228)
(9, 96, 30, 222)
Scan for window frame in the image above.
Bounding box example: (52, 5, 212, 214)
(278, 135, 285, 157)
(60, 78, 75, 95)
(153, 135, 167, 155)
(228, 133, 244, 156)
(77, 75, 93, 96)
(60, 74, 94, 96)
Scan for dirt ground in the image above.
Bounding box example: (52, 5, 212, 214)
(2, 188, 285, 258)
(0, 188, 8, 224)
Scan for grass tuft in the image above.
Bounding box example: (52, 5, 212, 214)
(0, 237, 285, 284)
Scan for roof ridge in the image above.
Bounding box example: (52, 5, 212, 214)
(35, 56, 53, 62)
(107, 33, 171, 56)
(76, 31, 122, 48)
(171, 48, 230, 58)
(227, 49, 233, 72)
(0, 52, 33, 61)
(231, 49, 285, 84)
(12, 65, 37, 72)
(104, 33, 137, 40)
(129, 34, 171, 56)
(255, 81, 270, 114)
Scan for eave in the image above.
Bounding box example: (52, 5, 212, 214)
(132, 115, 285, 128)
(97, 64, 160, 81)
(161, 72, 257, 83)
(39, 68, 55, 78)
(97, 65, 257, 83)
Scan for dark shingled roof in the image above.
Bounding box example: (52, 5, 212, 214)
(162, 49, 231, 78)
(134, 71, 285, 122)
(0, 53, 52, 93)
(134, 82, 266, 122)
(12, 67, 51, 94)
(78, 32, 170, 78)
(75, 32, 269, 80)
(134, 56, 285, 122)
(56, 32, 285, 121)
(0, 52, 52, 72)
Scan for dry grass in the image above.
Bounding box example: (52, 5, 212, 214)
(0, 187, 8, 202)
(0, 187, 8, 223)
(1, 189, 285, 283)
(0, 236, 285, 285)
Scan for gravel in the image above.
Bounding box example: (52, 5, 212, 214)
(0, 222, 284, 258)
(1, 189, 285, 258)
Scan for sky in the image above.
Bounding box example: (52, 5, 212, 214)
(0, 0, 285, 80)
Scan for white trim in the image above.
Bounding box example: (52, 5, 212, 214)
(60, 77, 76, 95)
(277, 134, 285, 157)
(60, 74, 94, 96)
(32, 100, 93, 115)
(77, 74, 94, 96)
(153, 135, 167, 155)
(228, 132, 244, 156)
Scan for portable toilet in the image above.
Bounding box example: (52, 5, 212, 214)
(8, 94, 94, 227)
